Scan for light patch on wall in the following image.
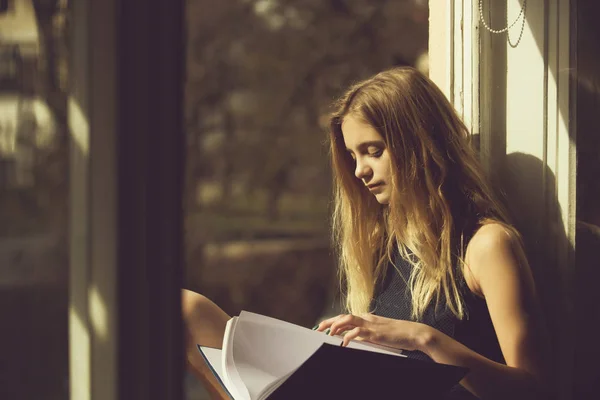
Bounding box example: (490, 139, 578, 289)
(69, 304, 91, 400)
(89, 285, 108, 341)
(69, 97, 89, 153)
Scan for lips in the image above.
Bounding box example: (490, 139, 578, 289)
(367, 183, 383, 190)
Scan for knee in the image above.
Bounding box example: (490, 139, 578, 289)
(181, 289, 229, 348)
(181, 289, 229, 327)
(181, 289, 208, 317)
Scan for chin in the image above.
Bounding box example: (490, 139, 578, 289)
(375, 195, 390, 205)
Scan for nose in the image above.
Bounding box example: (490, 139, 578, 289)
(354, 158, 372, 180)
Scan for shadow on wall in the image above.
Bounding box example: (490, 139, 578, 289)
(503, 154, 600, 400)
(497, 152, 571, 391)
(498, 150, 600, 399)
(571, 3, 600, 395)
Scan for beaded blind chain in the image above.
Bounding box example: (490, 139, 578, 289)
(478, 0, 527, 47)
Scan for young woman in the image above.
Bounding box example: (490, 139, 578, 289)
(183, 66, 550, 399)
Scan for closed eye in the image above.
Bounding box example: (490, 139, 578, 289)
(367, 147, 383, 158)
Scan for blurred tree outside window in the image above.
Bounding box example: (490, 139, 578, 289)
(183, 0, 428, 383)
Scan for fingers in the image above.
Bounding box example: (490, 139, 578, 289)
(316, 313, 377, 330)
(314, 314, 338, 331)
(341, 326, 370, 347)
(315, 313, 352, 331)
(313, 313, 411, 351)
(314, 313, 382, 349)
(315, 314, 367, 337)
(330, 314, 366, 336)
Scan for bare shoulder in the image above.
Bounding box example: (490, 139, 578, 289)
(464, 223, 547, 379)
(467, 222, 522, 256)
(464, 221, 528, 296)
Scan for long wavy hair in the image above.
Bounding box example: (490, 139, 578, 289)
(329, 66, 512, 320)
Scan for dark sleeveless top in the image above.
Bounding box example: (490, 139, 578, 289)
(371, 239, 504, 399)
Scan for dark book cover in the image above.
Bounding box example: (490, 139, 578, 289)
(269, 343, 468, 400)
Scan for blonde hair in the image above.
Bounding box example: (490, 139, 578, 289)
(329, 67, 511, 320)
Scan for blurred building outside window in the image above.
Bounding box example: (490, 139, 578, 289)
(0, 1, 70, 399)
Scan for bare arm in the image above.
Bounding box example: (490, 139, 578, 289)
(319, 223, 552, 400)
(422, 223, 550, 399)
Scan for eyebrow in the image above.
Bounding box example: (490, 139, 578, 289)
(345, 140, 385, 153)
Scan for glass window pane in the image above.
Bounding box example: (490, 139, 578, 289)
(0, 1, 70, 399)
(183, 1, 428, 398)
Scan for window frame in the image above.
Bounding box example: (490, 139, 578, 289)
(69, 0, 185, 399)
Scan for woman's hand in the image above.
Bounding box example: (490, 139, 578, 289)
(315, 313, 435, 352)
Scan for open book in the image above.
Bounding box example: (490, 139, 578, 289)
(198, 311, 468, 400)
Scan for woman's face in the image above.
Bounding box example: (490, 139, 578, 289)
(341, 115, 393, 205)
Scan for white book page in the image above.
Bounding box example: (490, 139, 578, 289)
(231, 327, 281, 400)
(346, 338, 406, 356)
(222, 317, 251, 400)
(240, 311, 405, 357)
(232, 312, 343, 399)
(199, 346, 224, 382)
(231, 311, 405, 399)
